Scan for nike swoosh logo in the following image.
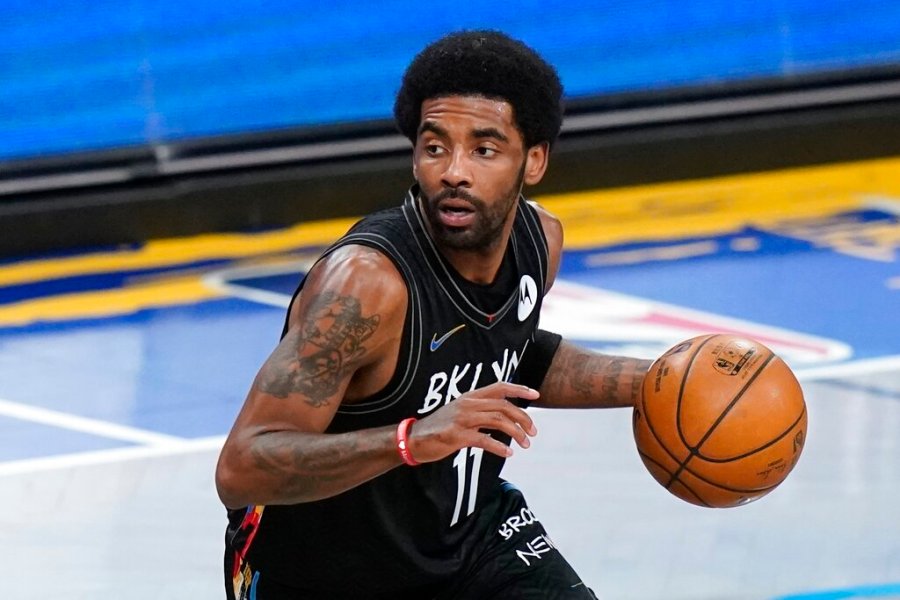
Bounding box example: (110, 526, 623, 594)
(430, 324, 466, 351)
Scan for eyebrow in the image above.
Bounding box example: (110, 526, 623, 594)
(417, 121, 510, 144)
(417, 121, 447, 138)
(471, 127, 509, 143)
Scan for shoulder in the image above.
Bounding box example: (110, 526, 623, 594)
(344, 205, 409, 239)
(526, 200, 563, 291)
(526, 200, 562, 249)
(287, 244, 408, 332)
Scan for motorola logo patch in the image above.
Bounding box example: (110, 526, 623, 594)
(517, 275, 538, 321)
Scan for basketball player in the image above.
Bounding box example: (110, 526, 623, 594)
(215, 30, 652, 599)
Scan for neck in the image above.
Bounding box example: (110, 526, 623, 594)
(441, 240, 507, 285)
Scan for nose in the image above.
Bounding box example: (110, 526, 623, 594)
(441, 147, 472, 189)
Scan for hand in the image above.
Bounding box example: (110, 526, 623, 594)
(407, 382, 539, 463)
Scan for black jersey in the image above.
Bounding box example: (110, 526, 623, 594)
(225, 187, 550, 598)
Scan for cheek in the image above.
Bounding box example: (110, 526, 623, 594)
(413, 160, 440, 187)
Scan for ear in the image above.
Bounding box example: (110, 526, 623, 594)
(523, 142, 550, 186)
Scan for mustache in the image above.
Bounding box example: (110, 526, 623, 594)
(432, 187, 482, 206)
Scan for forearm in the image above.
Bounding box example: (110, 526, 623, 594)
(536, 340, 652, 409)
(216, 425, 401, 508)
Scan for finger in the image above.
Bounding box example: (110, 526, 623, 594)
(454, 397, 537, 439)
(472, 382, 540, 402)
(467, 432, 516, 459)
(494, 401, 538, 437)
(470, 410, 534, 448)
(478, 399, 538, 437)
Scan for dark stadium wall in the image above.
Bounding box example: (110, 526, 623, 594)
(3, 95, 900, 257)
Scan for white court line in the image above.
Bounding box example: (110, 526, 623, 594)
(0, 397, 187, 447)
(794, 354, 900, 382)
(0, 355, 896, 478)
(201, 258, 310, 308)
(207, 282, 292, 308)
(0, 435, 225, 477)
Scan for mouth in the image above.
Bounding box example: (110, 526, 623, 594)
(437, 198, 476, 228)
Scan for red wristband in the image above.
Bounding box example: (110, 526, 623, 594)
(396, 417, 419, 466)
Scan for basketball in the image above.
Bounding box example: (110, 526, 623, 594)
(633, 333, 807, 508)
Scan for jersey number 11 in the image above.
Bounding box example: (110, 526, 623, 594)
(450, 447, 484, 526)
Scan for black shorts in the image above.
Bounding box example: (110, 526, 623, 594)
(436, 481, 597, 600)
(225, 482, 597, 600)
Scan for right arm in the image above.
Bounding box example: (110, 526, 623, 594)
(215, 245, 539, 509)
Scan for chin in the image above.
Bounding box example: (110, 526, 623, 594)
(435, 228, 479, 250)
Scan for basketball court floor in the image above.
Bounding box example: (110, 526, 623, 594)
(1, 155, 899, 599)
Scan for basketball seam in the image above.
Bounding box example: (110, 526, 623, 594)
(677, 459, 785, 494)
(634, 449, 713, 508)
(642, 445, 785, 498)
(664, 334, 723, 491)
(668, 343, 776, 495)
(697, 404, 807, 463)
(690, 351, 778, 453)
(638, 335, 805, 507)
(673, 335, 718, 453)
(670, 351, 777, 484)
(640, 334, 716, 475)
(671, 351, 793, 498)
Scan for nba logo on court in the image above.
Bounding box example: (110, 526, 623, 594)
(540, 281, 850, 366)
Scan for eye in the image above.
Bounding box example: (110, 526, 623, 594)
(424, 143, 445, 156)
(474, 146, 497, 157)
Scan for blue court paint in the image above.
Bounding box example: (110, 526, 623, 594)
(0, 298, 284, 440)
(224, 272, 302, 298)
(0, 258, 233, 305)
(0, 204, 897, 461)
(773, 582, 900, 599)
(0, 415, 133, 461)
(560, 213, 900, 361)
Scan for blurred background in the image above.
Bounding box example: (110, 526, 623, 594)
(3, 0, 900, 255)
(1, 3, 900, 599)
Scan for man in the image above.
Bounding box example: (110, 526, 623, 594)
(216, 30, 651, 599)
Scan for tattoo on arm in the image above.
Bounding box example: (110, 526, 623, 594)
(631, 367, 644, 406)
(249, 431, 360, 501)
(256, 291, 380, 407)
(600, 357, 625, 404)
(542, 343, 652, 408)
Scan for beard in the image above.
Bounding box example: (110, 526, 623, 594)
(419, 162, 526, 252)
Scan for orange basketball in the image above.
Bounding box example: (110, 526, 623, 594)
(633, 333, 807, 508)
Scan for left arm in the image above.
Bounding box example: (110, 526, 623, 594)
(533, 340, 652, 409)
(529, 202, 652, 409)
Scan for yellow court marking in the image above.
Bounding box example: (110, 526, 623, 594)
(1, 155, 898, 327)
(538, 155, 900, 248)
(584, 240, 720, 267)
(0, 276, 221, 327)
(3, 155, 899, 286)
(0, 217, 357, 287)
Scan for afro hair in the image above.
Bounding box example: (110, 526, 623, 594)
(394, 30, 564, 150)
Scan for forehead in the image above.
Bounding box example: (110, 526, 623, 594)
(419, 96, 519, 139)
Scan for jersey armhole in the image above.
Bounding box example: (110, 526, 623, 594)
(331, 233, 423, 415)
